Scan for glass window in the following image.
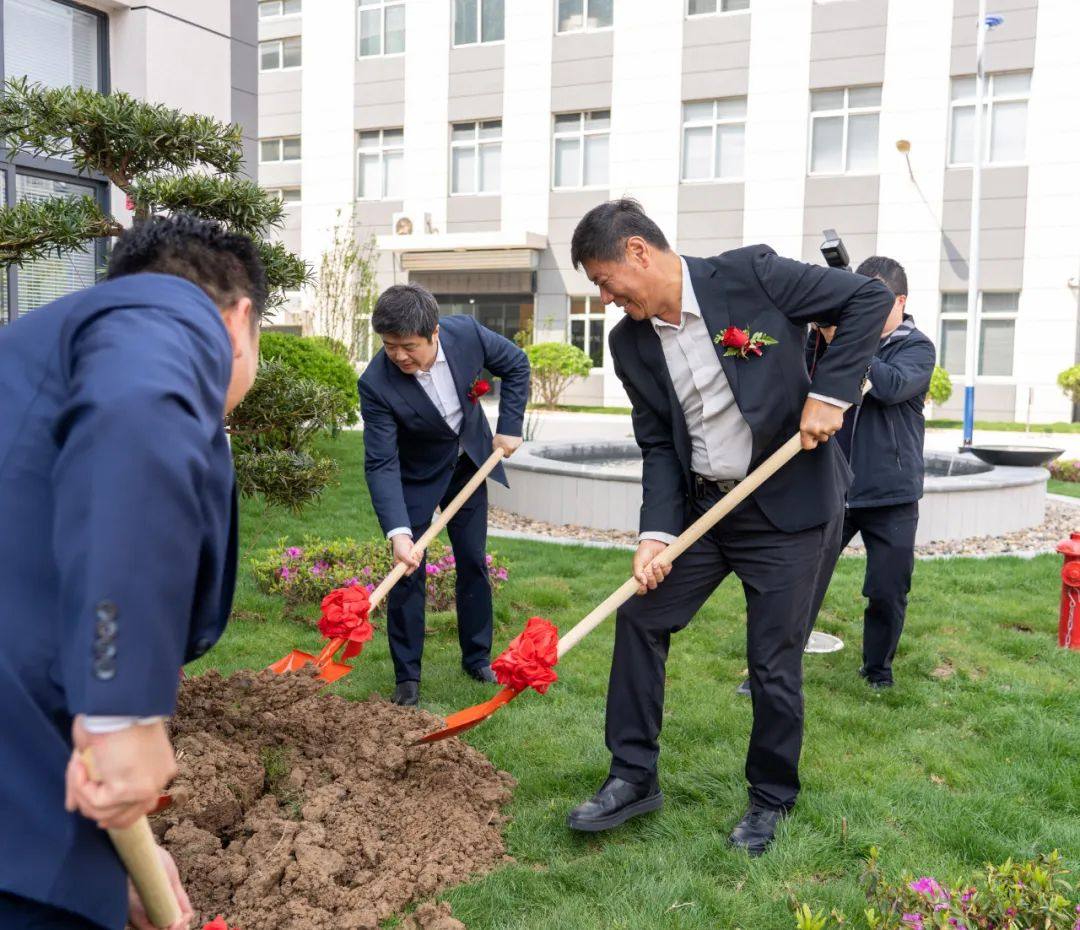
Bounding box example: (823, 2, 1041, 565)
(260, 137, 302, 162)
(557, 0, 612, 33)
(357, 128, 405, 199)
(450, 120, 501, 194)
(949, 71, 1031, 166)
(939, 292, 1018, 378)
(553, 110, 609, 189)
(681, 98, 747, 182)
(808, 85, 881, 175)
(267, 187, 302, 202)
(259, 0, 301, 18)
(4, 0, 101, 91)
(455, 0, 503, 45)
(15, 173, 98, 313)
(687, 0, 750, 14)
(568, 296, 605, 368)
(260, 37, 301, 71)
(358, 0, 406, 57)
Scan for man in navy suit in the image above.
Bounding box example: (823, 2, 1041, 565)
(563, 200, 891, 855)
(0, 215, 265, 929)
(358, 284, 529, 707)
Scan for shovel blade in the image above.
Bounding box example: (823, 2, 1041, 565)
(414, 686, 520, 744)
(268, 650, 317, 674)
(315, 660, 354, 684)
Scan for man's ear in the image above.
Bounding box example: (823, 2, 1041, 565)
(221, 296, 255, 356)
(626, 236, 648, 268)
(430, 323, 440, 344)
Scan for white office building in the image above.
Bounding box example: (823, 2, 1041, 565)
(260, 0, 1080, 421)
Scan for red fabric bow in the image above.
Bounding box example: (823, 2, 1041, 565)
(467, 378, 491, 403)
(317, 586, 374, 659)
(491, 617, 559, 694)
(203, 918, 235, 930)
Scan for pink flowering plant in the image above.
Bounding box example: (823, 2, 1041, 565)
(794, 849, 1077, 930)
(252, 537, 509, 615)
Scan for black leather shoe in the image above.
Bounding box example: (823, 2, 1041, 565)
(735, 678, 751, 697)
(464, 664, 498, 684)
(868, 678, 893, 691)
(567, 776, 663, 833)
(728, 806, 786, 856)
(392, 680, 419, 707)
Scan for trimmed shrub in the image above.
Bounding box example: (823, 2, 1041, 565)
(260, 331, 359, 425)
(927, 365, 952, 406)
(1049, 458, 1080, 483)
(524, 341, 593, 408)
(1057, 364, 1080, 406)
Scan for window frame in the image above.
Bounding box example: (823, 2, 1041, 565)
(452, 0, 505, 47)
(938, 291, 1019, 380)
(680, 97, 747, 183)
(258, 0, 302, 20)
(357, 0, 406, 58)
(554, 0, 613, 35)
(265, 186, 302, 203)
(449, 119, 502, 196)
(259, 136, 303, 163)
(259, 35, 302, 72)
(356, 128, 404, 201)
(685, 0, 751, 17)
(567, 295, 606, 370)
(947, 70, 1031, 168)
(552, 109, 610, 191)
(0, 0, 110, 323)
(807, 84, 882, 177)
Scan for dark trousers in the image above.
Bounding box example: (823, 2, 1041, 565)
(387, 454, 493, 683)
(606, 490, 841, 812)
(0, 893, 106, 930)
(809, 502, 918, 684)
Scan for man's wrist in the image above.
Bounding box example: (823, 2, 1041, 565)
(387, 528, 413, 541)
(82, 715, 166, 734)
(807, 392, 852, 412)
(639, 531, 676, 545)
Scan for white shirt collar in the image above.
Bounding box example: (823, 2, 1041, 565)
(651, 257, 701, 331)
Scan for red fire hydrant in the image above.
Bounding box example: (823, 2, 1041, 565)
(1056, 533, 1080, 649)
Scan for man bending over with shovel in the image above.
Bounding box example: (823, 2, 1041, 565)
(0, 215, 264, 928)
(565, 199, 891, 855)
(359, 284, 530, 707)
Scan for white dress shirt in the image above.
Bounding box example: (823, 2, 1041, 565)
(388, 338, 463, 540)
(640, 257, 848, 546)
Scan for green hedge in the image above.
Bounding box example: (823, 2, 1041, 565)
(259, 331, 359, 425)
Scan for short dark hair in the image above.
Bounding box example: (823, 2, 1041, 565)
(372, 283, 440, 339)
(570, 197, 671, 270)
(855, 255, 908, 298)
(107, 214, 269, 319)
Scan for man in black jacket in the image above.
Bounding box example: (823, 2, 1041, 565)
(563, 199, 892, 855)
(806, 255, 935, 689)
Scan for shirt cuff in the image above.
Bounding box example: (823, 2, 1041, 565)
(82, 715, 166, 734)
(639, 531, 677, 545)
(808, 392, 852, 412)
(386, 527, 413, 540)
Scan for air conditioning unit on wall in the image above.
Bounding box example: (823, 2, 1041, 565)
(391, 211, 433, 236)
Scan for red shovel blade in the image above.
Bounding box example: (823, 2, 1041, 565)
(414, 686, 520, 744)
(268, 649, 317, 674)
(315, 659, 354, 684)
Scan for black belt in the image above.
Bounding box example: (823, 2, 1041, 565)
(692, 473, 739, 498)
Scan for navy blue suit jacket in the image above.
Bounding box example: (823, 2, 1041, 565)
(610, 247, 893, 536)
(358, 314, 530, 535)
(0, 273, 237, 929)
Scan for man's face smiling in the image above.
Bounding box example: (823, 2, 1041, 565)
(382, 327, 440, 374)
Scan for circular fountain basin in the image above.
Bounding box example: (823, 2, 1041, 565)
(489, 441, 1049, 545)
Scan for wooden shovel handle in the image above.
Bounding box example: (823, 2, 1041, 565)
(81, 750, 181, 929)
(556, 383, 869, 659)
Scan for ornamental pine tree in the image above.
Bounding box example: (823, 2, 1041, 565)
(0, 77, 340, 511)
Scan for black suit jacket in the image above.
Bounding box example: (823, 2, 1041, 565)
(609, 246, 893, 536)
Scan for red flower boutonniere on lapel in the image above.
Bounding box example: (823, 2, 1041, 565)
(715, 325, 778, 359)
(467, 377, 491, 403)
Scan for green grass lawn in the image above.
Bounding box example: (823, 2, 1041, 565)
(925, 418, 1080, 434)
(1048, 479, 1080, 499)
(193, 432, 1080, 930)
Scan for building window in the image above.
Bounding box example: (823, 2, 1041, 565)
(260, 136, 302, 162)
(808, 85, 881, 175)
(265, 187, 301, 202)
(357, 129, 404, 199)
(450, 120, 501, 195)
(681, 97, 746, 181)
(259, 0, 301, 18)
(938, 292, 1018, 378)
(948, 71, 1030, 167)
(4, 0, 103, 91)
(556, 0, 612, 33)
(260, 36, 301, 71)
(687, 0, 750, 14)
(453, 0, 503, 45)
(568, 296, 604, 368)
(553, 110, 609, 189)
(358, 0, 405, 57)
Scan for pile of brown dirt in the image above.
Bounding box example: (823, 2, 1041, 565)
(152, 669, 515, 930)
